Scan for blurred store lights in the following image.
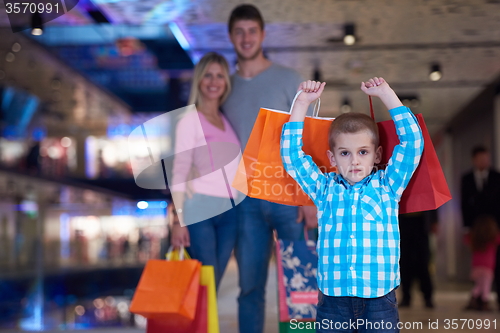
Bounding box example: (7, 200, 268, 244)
(75, 305, 85, 316)
(60, 137, 72, 148)
(137, 201, 148, 209)
(168, 22, 190, 52)
(32, 127, 47, 141)
(136, 200, 168, 216)
(19, 200, 38, 217)
(112, 200, 167, 216)
(107, 123, 131, 138)
(1, 87, 40, 139)
(19, 281, 44, 331)
(86, 134, 138, 179)
(60, 213, 71, 259)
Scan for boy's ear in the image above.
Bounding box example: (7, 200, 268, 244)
(327, 150, 336, 167)
(375, 145, 383, 164)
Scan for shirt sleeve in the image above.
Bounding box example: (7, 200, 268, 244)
(383, 106, 424, 200)
(280, 122, 327, 206)
(171, 114, 199, 192)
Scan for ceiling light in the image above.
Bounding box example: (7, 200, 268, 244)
(340, 98, 352, 113)
(31, 12, 43, 36)
(5, 52, 15, 62)
(51, 78, 61, 90)
(137, 201, 148, 209)
(429, 64, 442, 81)
(313, 68, 322, 81)
(12, 43, 21, 52)
(343, 24, 356, 45)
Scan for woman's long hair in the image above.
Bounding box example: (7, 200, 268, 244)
(188, 52, 231, 108)
(470, 215, 499, 252)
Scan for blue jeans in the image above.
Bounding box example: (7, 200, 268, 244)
(235, 197, 302, 333)
(316, 289, 400, 333)
(184, 194, 238, 289)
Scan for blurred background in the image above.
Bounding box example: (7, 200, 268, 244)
(0, 0, 499, 331)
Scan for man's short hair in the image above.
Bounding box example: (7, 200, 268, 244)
(228, 4, 264, 32)
(328, 113, 379, 150)
(472, 145, 488, 158)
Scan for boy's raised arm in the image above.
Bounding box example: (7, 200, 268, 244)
(281, 80, 328, 208)
(361, 77, 423, 198)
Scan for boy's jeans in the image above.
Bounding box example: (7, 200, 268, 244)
(235, 196, 302, 333)
(316, 289, 400, 333)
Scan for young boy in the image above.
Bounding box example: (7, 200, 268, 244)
(280, 77, 423, 332)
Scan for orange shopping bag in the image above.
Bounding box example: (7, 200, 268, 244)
(232, 94, 335, 206)
(129, 247, 202, 331)
(147, 285, 208, 333)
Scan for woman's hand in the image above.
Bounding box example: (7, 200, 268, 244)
(171, 224, 190, 247)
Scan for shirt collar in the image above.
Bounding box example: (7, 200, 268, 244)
(334, 170, 375, 188)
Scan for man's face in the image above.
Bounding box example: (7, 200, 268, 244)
(473, 152, 491, 171)
(229, 20, 265, 61)
(327, 131, 382, 185)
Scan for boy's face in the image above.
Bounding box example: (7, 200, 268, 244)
(327, 130, 382, 185)
(229, 20, 265, 61)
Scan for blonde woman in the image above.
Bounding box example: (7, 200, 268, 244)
(170, 52, 240, 288)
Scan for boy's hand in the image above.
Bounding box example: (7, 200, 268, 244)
(289, 80, 326, 122)
(296, 80, 326, 105)
(360, 77, 403, 110)
(360, 77, 391, 97)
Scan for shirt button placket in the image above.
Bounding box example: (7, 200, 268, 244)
(347, 193, 355, 290)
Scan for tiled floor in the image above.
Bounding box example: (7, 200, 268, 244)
(3, 257, 500, 332)
(219, 257, 500, 333)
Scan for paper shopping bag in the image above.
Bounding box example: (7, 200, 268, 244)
(232, 106, 335, 206)
(276, 238, 318, 323)
(377, 113, 452, 213)
(147, 285, 208, 333)
(129, 258, 201, 329)
(200, 266, 219, 333)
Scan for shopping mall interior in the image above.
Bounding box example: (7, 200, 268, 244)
(0, 0, 500, 332)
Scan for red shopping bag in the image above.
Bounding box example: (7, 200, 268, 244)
(146, 285, 208, 333)
(377, 113, 451, 213)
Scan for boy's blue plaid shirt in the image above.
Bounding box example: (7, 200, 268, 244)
(280, 106, 423, 298)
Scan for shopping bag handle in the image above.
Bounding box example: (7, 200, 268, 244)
(290, 90, 321, 117)
(368, 96, 375, 120)
(166, 245, 191, 261)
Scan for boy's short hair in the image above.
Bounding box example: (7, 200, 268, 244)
(228, 4, 264, 32)
(471, 145, 488, 158)
(328, 112, 379, 150)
